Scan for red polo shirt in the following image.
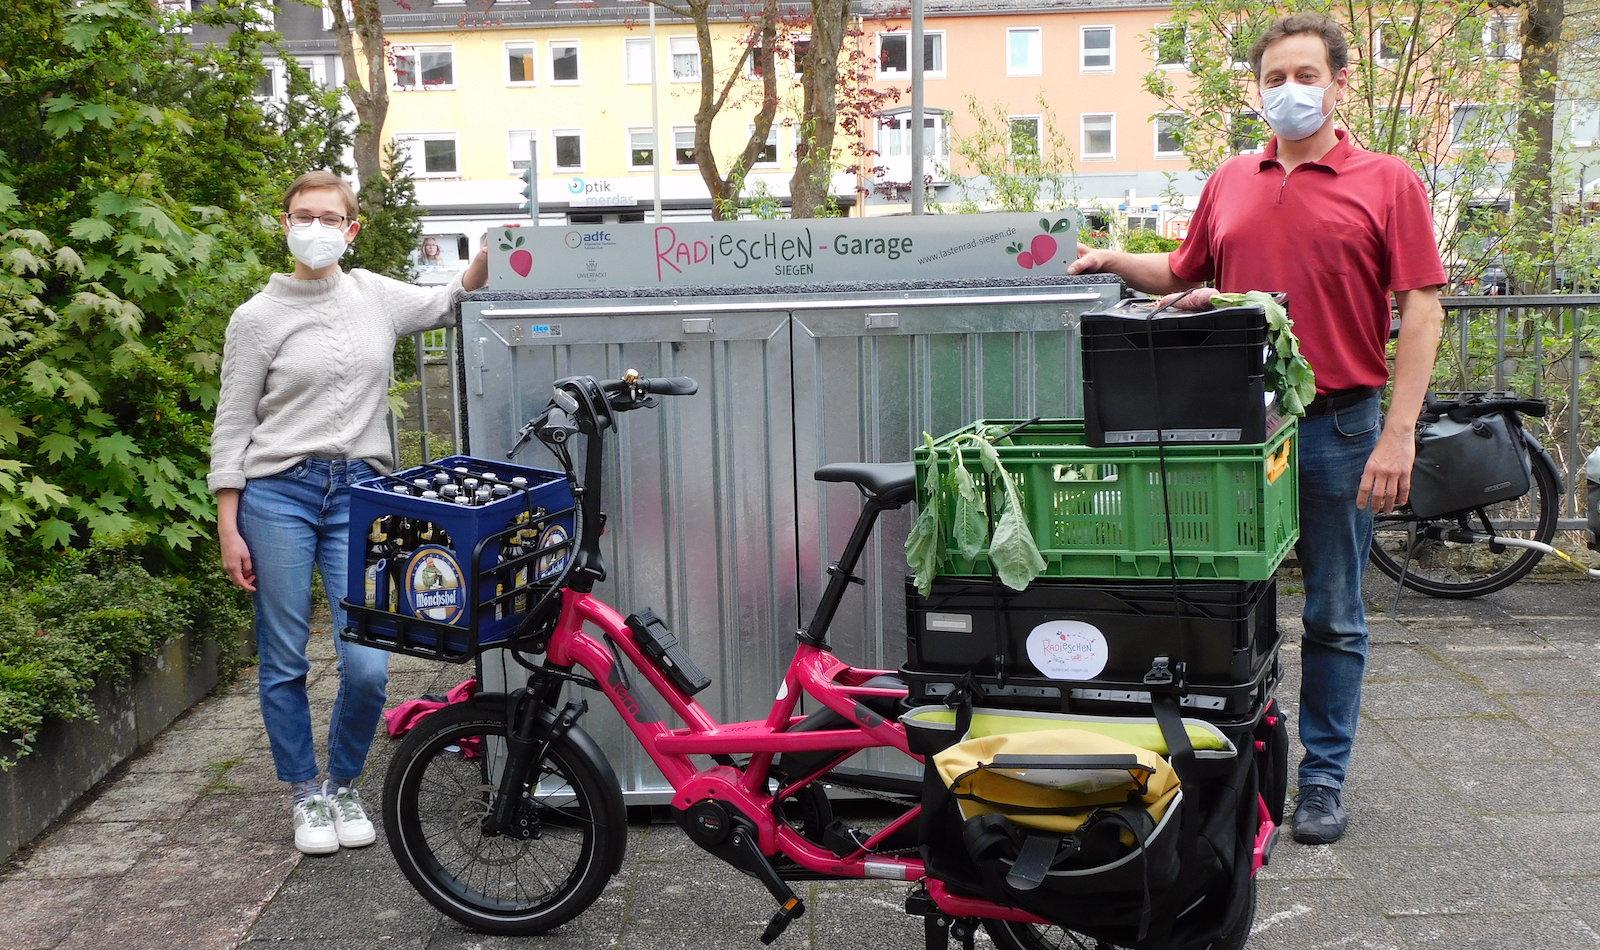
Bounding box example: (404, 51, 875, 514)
(1169, 130, 1446, 394)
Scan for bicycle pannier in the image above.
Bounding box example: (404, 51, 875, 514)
(1410, 410, 1531, 520)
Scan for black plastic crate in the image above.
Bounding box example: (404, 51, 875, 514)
(902, 648, 1280, 720)
(907, 575, 1279, 686)
(1082, 298, 1282, 447)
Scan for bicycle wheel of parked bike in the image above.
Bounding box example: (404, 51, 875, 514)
(1369, 442, 1561, 598)
(382, 701, 627, 936)
(983, 879, 1255, 950)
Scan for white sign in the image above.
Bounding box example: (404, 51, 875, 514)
(1025, 620, 1109, 681)
(486, 211, 1082, 291)
(565, 177, 637, 208)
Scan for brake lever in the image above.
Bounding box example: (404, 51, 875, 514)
(507, 412, 547, 459)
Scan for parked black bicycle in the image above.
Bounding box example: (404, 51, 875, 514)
(1368, 390, 1597, 598)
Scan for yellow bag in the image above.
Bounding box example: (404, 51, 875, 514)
(933, 727, 1181, 834)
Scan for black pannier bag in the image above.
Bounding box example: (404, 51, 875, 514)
(907, 687, 1268, 950)
(1409, 395, 1540, 520)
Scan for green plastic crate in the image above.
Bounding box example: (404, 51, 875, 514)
(914, 419, 1299, 581)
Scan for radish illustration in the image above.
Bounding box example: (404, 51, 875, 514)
(1005, 217, 1074, 270)
(498, 233, 533, 277)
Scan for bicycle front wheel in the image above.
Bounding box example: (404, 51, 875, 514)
(382, 700, 627, 936)
(1369, 440, 1561, 598)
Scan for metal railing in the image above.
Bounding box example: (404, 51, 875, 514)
(1438, 294, 1597, 531)
(389, 295, 1596, 529)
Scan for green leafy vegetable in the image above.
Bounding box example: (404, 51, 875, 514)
(908, 426, 1048, 594)
(906, 434, 945, 596)
(974, 437, 1047, 591)
(1211, 291, 1315, 417)
(949, 448, 987, 561)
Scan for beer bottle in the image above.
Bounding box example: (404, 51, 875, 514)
(364, 519, 390, 609)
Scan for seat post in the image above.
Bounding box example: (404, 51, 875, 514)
(797, 494, 891, 648)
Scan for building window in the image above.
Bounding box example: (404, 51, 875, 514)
(321, 0, 351, 30)
(1452, 104, 1513, 148)
(1375, 106, 1412, 146)
(876, 111, 952, 180)
(296, 57, 329, 89)
(155, 0, 192, 33)
(1008, 115, 1042, 158)
(792, 35, 811, 75)
(669, 36, 701, 81)
(1225, 24, 1251, 70)
(1007, 28, 1041, 76)
(1231, 110, 1267, 154)
(1484, 15, 1519, 60)
(550, 41, 580, 83)
(397, 134, 459, 177)
(1572, 102, 1600, 147)
(1081, 26, 1113, 72)
(629, 128, 655, 168)
(1081, 113, 1115, 160)
(506, 42, 536, 84)
(393, 46, 454, 90)
(1154, 114, 1185, 157)
(508, 130, 537, 173)
(1127, 214, 1159, 232)
(878, 31, 945, 77)
(253, 58, 282, 100)
(751, 125, 779, 165)
(553, 130, 582, 169)
(673, 127, 697, 167)
(624, 37, 653, 84)
(1376, 20, 1411, 64)
(1154, 23, 1187, 69)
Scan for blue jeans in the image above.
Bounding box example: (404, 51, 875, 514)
(1293, 393, 1381, 792)
(239, 458, 389, 785)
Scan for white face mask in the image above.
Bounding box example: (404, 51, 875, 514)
(1261, 80, 1334, 142)
(286, 220, 351, 269)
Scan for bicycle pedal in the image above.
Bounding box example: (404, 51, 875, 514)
(760, 897, 805, 945)
(822, 819, 870, 857)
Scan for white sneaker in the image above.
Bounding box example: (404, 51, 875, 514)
(326, 782, 377, 848)
(294, 794, 340, 855)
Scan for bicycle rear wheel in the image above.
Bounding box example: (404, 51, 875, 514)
(382, 700, 626, 936)
(1369, 440, 1560, 598)
(983, 878, 1256, 950)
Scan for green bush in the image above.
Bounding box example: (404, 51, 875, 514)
(1122, 230, 1181, 254)
(0, 544, 251, 768)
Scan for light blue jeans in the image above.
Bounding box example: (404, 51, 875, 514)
(1293, 393, 1381, 792)
(239, 458, 389, 786)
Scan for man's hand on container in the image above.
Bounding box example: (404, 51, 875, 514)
(1066, 243, 1118, 276)
(1358, 425, 1415, 514)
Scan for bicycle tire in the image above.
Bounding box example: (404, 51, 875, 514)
(382, 700, 627, 936)
(982, 878, 1257, 950)
(1369, 437, 1560, 598)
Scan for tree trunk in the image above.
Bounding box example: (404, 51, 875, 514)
(790, 0, 847, 217)
(331, 0, 391, 205)
(1512, 0, 1565, 291)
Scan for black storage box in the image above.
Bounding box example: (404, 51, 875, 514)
(1082, 298, 1282, 447)
(903, 575, 1282, 718)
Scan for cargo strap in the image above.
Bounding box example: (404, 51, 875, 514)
(1146, 685, 1199, 948)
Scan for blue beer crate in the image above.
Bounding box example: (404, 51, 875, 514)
(340, 455, 576, 662)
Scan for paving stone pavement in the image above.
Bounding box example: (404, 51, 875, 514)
(3, 567, 1598, 949)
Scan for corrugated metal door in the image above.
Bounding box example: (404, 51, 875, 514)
(789, 285, 1119, 778)
(462, 301, 797, 797)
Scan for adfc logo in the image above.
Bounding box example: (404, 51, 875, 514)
(404, 544, 466, 624)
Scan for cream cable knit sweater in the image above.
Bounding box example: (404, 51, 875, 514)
(207, 268, 464, 493)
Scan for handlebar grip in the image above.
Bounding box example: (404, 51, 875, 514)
(641, 376, 698, 396)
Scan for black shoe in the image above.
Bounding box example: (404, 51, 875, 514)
(1291, 785, 1348, 845)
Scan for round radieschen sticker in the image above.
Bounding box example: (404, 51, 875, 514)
(1025, 620, 1110, 681)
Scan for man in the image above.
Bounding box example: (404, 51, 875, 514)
(1069, 13, 1446, 844)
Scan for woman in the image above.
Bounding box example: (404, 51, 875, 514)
(209, 170, 488, 855)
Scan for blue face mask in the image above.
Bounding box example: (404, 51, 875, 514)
(1261, 80, 1333, 142)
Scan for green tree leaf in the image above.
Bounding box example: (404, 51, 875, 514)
(20, 476, 70, 510)
(39, 432, 81, 464)
(34, 518, 75, 549)
(0, 408, 33, 447)
(91, 432, 141, 466)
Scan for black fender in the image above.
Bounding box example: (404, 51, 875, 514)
(464, 690, 629, 875)
(1521, 429, 1564, 497)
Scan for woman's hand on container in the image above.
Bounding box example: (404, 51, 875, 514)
(221, 530, 256, 592)
(462, 246, 489, 292)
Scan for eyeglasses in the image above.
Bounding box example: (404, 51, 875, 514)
(285, 211, 351, 229)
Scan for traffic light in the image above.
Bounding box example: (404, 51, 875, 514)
(520, 165, 537, 220)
